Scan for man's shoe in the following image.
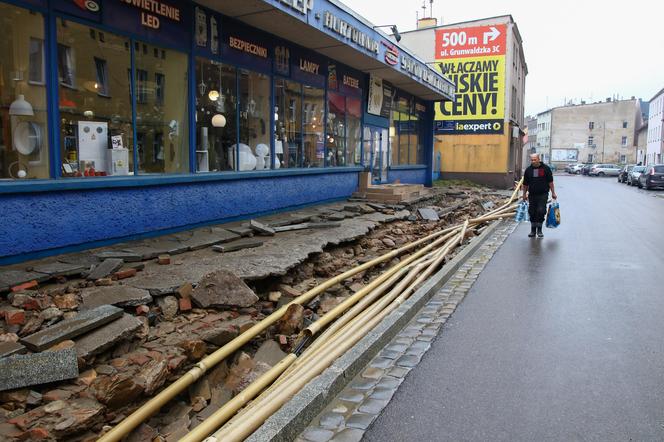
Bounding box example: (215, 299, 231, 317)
(536, 225, 544, 238)
(528, 225, 536, 237)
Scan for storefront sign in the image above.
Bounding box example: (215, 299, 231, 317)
(323, 11, 379, 54)
(299, 59, 320, 75)
(277, 0, 314, 15)
(120, 0, 181, 29)
(367, 75, 393, 118)
(400, 54, 453, 97)
(382, 41, 399, 66)
(229, 36, 268, 58)
(434, 24, 506, 134)
(342, 75, 359, 89)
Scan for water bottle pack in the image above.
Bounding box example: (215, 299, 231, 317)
(514, 200, 529, 222)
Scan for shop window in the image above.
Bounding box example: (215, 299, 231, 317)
(389, 110, 398, 166)
(135, 43, 189, 174)
(57, 20, 133, 178)
(303, 85, 324, 167)
(0, 4, 50, 179)
(28, 38, 45, 85)
(346, 97, 362, 166)
(275, 79, 302, 169)
(195, 58, 236, 172)
(238, 69, 270, 170)
(327, 92, 346, 167)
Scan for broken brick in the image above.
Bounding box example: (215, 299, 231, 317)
(11, 280, 38, 293)
(157, 255, 171, 265)
(5, 309, 26, 326)
(113, 269, 137, 280)
(178, 297, 192, 312)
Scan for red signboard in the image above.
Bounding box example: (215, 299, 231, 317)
(435, 24, 507, 59)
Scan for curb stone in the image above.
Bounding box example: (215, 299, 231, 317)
(246, 220, 516, 442)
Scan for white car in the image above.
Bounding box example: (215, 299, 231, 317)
(569, 164, 585, 174)
(589, 164, 621, 176)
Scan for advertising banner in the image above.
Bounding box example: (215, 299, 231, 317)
(434, 24, 506, 134)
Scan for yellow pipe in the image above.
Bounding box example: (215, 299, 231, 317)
(178, 354, 297, 442)
(98, 217, 461, 442)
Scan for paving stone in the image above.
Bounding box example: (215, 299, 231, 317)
(80, 286, 153, 309)
(94, 251, 143, 262)
(375, 376, 402, 390)
(358, 398, 389, 415)
(121, 246, 161, 261)
(331, 428, 364, 442)
(225, 225, 254, 237)
(346, 413, 375, 430)
(387, 366, 410, 378)
(337, 391, 365, 403)
(361, 367, 385, 380)
(417, 208, 439, 221)
(386, 343, 409, 353)
(349, 378, 377, 391)
(377, 350, 400, 360)
(301, 427, 334, 442)
(0, 341, 27, 359)
(212, 238, 263, 253)
(86, 259, 124, 281)
(318, 412, 345, 430)
(368, 357, 393, 369)
(396, 354, 421, 368)
(32, 262, 86, 278)
(20, 305, 123, 351)
(0, 349, 79, 391)
(0, 270, 50, 288)
(75, 314, 142, 360)
(249, 220, 276, 236)
(408, 341, 431, 353)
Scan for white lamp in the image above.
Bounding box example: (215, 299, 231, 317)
(208, 90, 219, 101)
(211, 114, 226, 128)
(9, 95, 34, 116)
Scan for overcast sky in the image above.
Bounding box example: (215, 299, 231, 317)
(344, 0, 664, 116)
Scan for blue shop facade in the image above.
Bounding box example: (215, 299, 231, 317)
(0, 0, 454, 263)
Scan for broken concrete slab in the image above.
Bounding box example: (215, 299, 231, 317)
(177, 230, 231, 251)
(94, 251, 143, 262)
(191, 270, 259, 308)
(75, 314, 143, 360)
(254, 340, 287, 367)
(249, 220, 276, 236)
(418, 208, 440, 221)
(209, 227, 242, 243)
(32, 262, 87, 278)
(224, 225, 254, 237)
(80, 286, 153, 309)
(0, 349, 79, 391)
(141, 239, 190, 256)
(272, 223, 311, 233)
(212, 238, 263, 253)
(0, 341, 27, 359)
(308, 222, 342, 229)
(325, 212, 346, 221)
(20, 305, 124, 352)
(0, 270, 51, 289)
(121, 245, 162, 261)
(86, 259, 124, 281)
(57, 252, 100, 267)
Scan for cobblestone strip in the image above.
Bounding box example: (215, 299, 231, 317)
(296, 221, 518, 442)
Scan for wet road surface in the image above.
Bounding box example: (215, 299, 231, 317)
(364, 175, 664, 441)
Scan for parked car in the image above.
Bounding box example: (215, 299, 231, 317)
(637, 164, 664, 189)
(569, 163, 585, 174)
(627, 165, 646, 186)
(589, 164, 621, 176)
(618, 164, 635, 183)
(581, 163, 595, 175)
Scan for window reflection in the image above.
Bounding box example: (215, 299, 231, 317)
(195, 59, 236, 172)
(238, 69, 270, 170)
(275, 79, 302, 169)
(135, 43, 188, 174)
(327, 92, 345, 167)
(0, 4, 49, 179)
(346, 96, 361, 166)
(303, 85, 324, 167)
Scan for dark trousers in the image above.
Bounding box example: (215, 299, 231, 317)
(528, 193, 548, 224)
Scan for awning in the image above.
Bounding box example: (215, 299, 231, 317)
(197, 0, 455, 102)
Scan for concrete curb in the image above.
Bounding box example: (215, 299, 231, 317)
(247, 219, 506, 442)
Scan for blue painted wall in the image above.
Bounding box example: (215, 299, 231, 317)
(0, 171, 358, 260)
(387, 167, 427, 185)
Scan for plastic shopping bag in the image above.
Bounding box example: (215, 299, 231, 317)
(545, 200, 561, 228)
(515, 200, 529, 222)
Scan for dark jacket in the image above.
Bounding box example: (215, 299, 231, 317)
(524, 163, 553, 195)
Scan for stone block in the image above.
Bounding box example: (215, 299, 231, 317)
(86, 259, 124, 281)
(0, 341, 27, 359)
(20, 305, 123, 352)
(80, 286, 153, 309)
(32, 262, 86, 278)
(418, 208, 439, 221)
(212, 238, 263, 253)
(0, 349, 79, 391)
(249, 220, 276, 236)
(75, 314, 143, 360)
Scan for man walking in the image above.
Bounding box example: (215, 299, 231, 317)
(522, 153, 557, 238)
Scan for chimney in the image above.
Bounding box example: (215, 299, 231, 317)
(417, 17, 438, 29)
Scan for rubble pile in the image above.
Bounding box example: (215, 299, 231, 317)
(0, 184, 505, 441)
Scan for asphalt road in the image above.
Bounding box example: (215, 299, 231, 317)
(364, 175, 664, 442)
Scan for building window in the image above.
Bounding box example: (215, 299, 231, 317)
(589, 121, 594, 129)
(622, 121, 628, 128)
(588, 136, 594, 147)
(28, 38, 45, 85)
(0, 4, 50, 179)
(57, 20, 133, 178)
(588, 154, 593, 163)
(135, 43, 189, 174)
(346, 97, 362, 166)
(620, 154, 626, 163)
(238, 69, 270, 170)
(327, 91, 346, 167)
(154, 73, 165, 105)
(303, 85, 324, 167)
(275, 79, 302, 169)
(195, 58, 236, 172)
(621, 136, 627, 146)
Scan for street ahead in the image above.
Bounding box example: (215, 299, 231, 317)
(364, 175, 664, 441)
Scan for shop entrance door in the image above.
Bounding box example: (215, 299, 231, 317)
(364, 126, 388, 184)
